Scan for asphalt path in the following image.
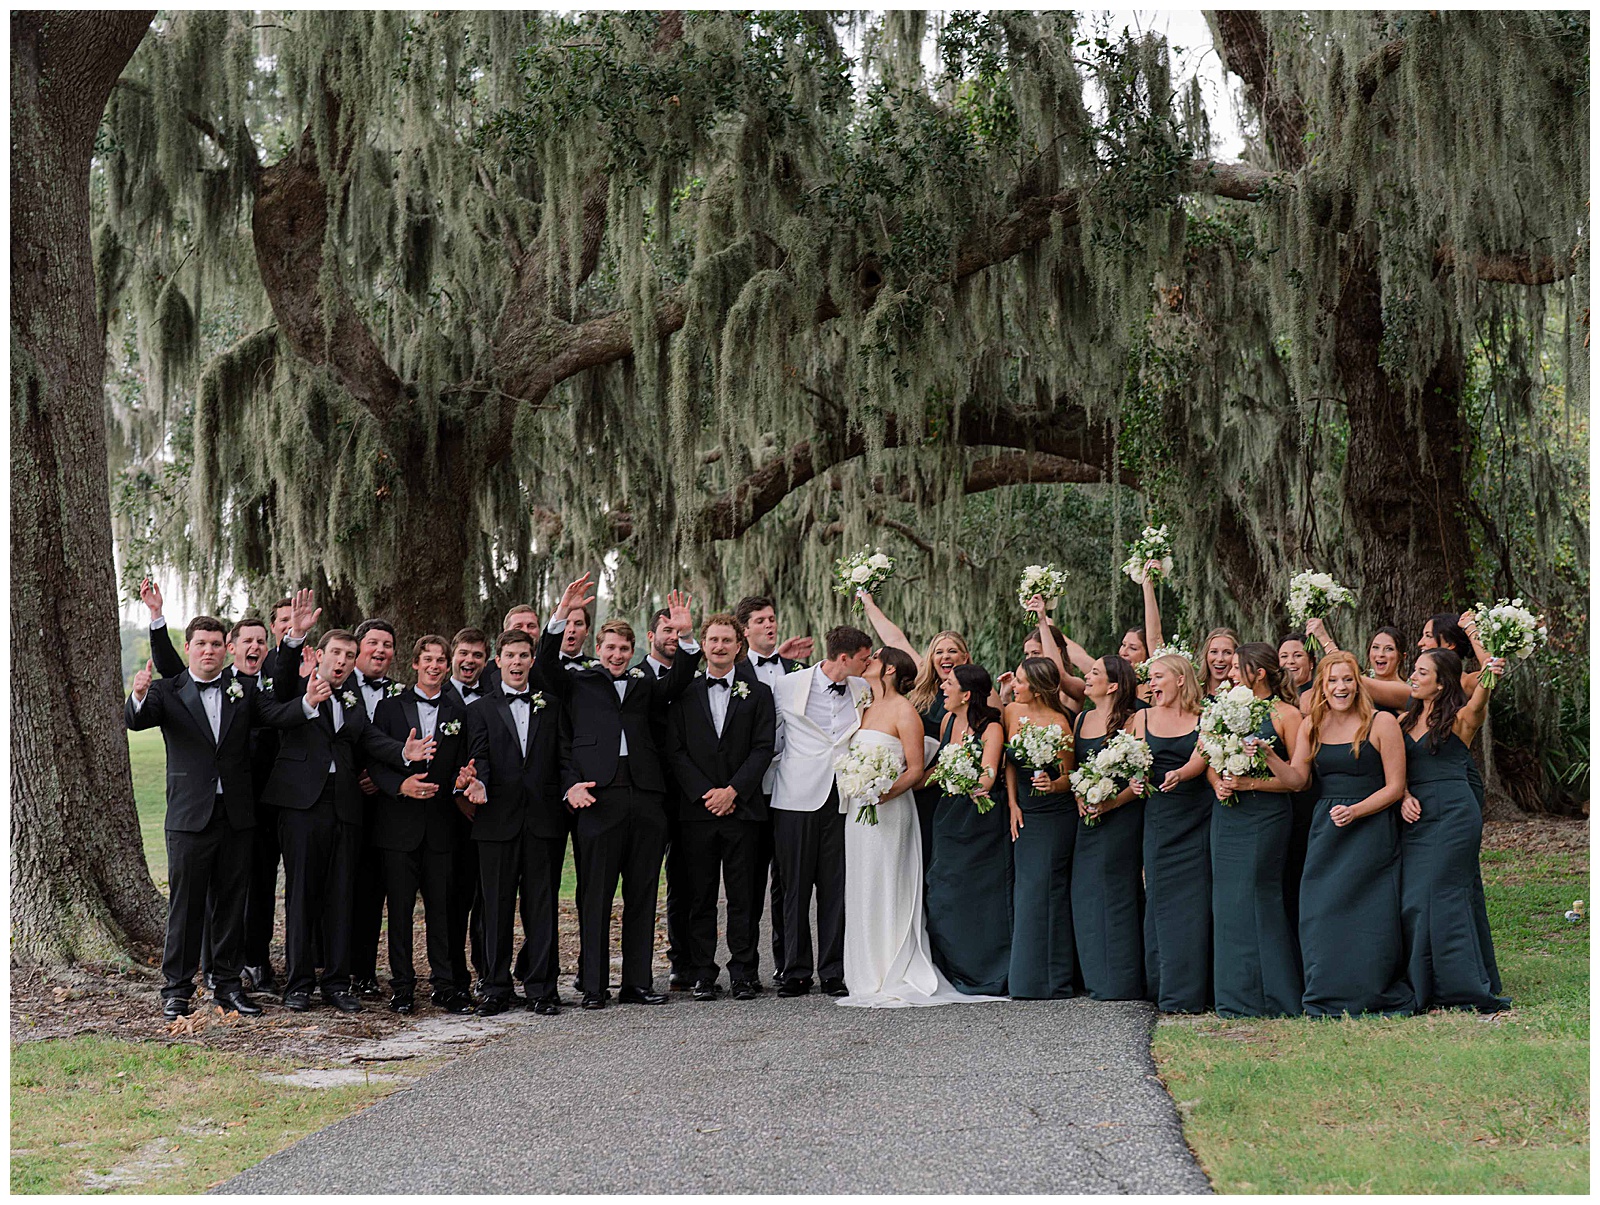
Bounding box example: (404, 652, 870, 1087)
(223, 987, 1208, 1194)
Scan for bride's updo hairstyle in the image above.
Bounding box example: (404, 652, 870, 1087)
(876, 647, 917, 696)
(951, 664, 1000, 736)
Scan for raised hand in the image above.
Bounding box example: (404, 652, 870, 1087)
(132, 658, 154, 702)
(139, 578, 164, 620)
(299, 643, 318, 679)
(304, 672, 332, 707)
(288, 587, 322, 638)
(776, 635, 814, 662)
(566, 781, 597, 809)
(556, 572, 596, 621)
(1144, 558, 1163, 580)
(454, 758, 478, 793)
(1024, 593, 1047, 619)
(401, 727, 437, 763)
(667, 588, 694, 635)
(997, 670, 1017, 698)
(399, 773, 440, 799)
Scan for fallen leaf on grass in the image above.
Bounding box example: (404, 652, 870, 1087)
(166, 1012, 210, 1037)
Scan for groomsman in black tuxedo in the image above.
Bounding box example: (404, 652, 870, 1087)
(733, 595, 815, 982)
(446, 626, 493, 994)
(535, 574, 701, 1008)
(460, 627, 567, 1015)
(447, 628, 492, 707)
(553, 603, 594, 673)
(349, 617, 400, 998)
(480, 605, 539, 692)
(665, 613, 777, 1000)
(268, 590, 433, 1012)
(639, 608, 692, 990)
(125, 617, 308, 1018)
(368, 635, 477, 1015)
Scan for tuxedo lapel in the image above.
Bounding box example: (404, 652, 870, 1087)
(490, 694, 520, 751)
(693, 677, 715, 736)
(401, 694, 421, 740)
(216, 670, 241, 746)
(781, 667, 825, 739)
(176, 674, 214, 746)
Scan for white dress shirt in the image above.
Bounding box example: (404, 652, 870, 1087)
(547, 615, 701, 760)
(413, 688, 441, 741)
(283, 633, 343, 772)
(354, 670, 387, 721)
(503, 682, 531, 755)
(704, 670, 736, 737)
(805, 669, 858, 742)
(747, 650, 788, 691)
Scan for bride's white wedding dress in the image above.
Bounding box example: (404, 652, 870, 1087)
(837, 728, 1004, 1008)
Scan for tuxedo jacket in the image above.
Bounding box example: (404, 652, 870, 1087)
(367, 689, 472, 853)
(534, 625, 701, 796)
(125, 669, 307, 833)
(149, 623, 285, 794)
(464, 686, 566, 842)
(261, 645, 411, 824)
(665, 676, 777, 823)
(149, 622, 284, 691)
(767, 666, 870, 812)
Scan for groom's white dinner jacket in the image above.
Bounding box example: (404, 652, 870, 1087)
(768, 665, 870, 813)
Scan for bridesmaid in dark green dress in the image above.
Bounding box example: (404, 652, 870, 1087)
(1208, 643, 1304, 1018)
(1279, 633, 1319, 955)
(1066, 656, 1146, 1001)
(1002, 658, 1079, 999)
(1398, 648, 1511, 1012)
(924, 664, 1012, 995)
(1269, 652, 1414, 1017)
(1132, 652, 1213, 1013)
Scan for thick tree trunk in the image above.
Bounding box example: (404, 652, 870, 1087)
(363, 438, 478, 638)
(11, 11, 164, 965)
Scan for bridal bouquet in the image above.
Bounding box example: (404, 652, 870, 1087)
(1122, 524, 1174, 585)
(1198, 684, 1278, 798)
(1070, 732, 1153, 826)
(835, 742, 904, 826)
(1472, 598, 1547, 690)
(1137, 638, 1195, 683)
(1016, 564, 1070, 616)
(1287, 570, 1355, 652)
(1005, 717, 1070, 775)
(1068, 762, 1119, 826)
(927, 733, 993, 812)
(834, 547, 896, 612)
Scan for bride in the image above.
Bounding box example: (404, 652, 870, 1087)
(836, 647, 1004, 1008)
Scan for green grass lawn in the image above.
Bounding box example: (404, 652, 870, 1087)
(1152, 842, 1590, 1193)
(10, 1036, 435, 1194)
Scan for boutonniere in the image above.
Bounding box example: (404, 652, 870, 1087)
(340, 689, 359, 708)
(259, 677, 273, 695)
(385, 681, 407, 698)
(694, 669, 705, 678)
(225, 679, 245, 702)
(529, 691, 547, 711)
(855, 688, 873, 710)
(440, 718, 462, 736)
(787, 662, 806, 673)
(732, 680, 750, 699)
(583, 659, 600, 670)
(628, 667, 646, 680)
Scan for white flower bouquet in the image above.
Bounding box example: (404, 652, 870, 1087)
(834, 742, 904, 826)
(1472, 598, 1547, 690)
(927, 733, 994, 812)
(1287, 570, 1355, 653)
(834, 546, 896, 612)
(1122, 524, 1174, 585)
(1137, 638, 1195, 683)
(1068, 764, 1120, 827)
(1198, 684, 1278, 801)
(1004, 718, 1070, 774)
(1016, 564, 1071, 616)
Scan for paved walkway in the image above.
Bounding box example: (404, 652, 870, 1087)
(224, 991, 1208, 1194)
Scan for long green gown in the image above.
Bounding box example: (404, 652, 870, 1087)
(1142, 725, 1213, 1013)
(924, 715, 1013, 995)
(1210, 710, 1304, 1018)
(1006, 734, 1078, 999)
(914, 693, 947, 873)
(1069, 713, 1145, 1001)
(1400, 731, 1510, 1012)
(1299, 738, 1414, 1017)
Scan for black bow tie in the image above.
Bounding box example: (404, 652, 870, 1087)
(458, 683, 481, 698)
(194, 677, 223, 692)
(708, 676, 731, 690)
(755, 654, 783, 668)
(826, 681, 848, 696)
(560, 654, 582, 664)
(504, 691, 532, 705)
(411, 690, 441, 706)
(362, 676, 390, 691)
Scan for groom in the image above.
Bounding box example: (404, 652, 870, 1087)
(767, 625, 872, 997)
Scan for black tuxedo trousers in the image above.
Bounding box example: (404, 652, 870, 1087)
(771, 791, 846, 984)
(163, 803, 251, 998)
(477, 831, 566, 1000)
(278, 780, 362, 996)
(573, 760, 668, 994)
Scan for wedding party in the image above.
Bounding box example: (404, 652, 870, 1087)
(14, 7, 1585, 1196)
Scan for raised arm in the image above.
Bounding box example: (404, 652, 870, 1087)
(1455, 657, 1506, 745)
(1141, 565, 1165, 653)
(857, 592, 920, 664)
(534, 572, 595, 697)
(140, 578, 187, 678)
(653, 588, 703, 707)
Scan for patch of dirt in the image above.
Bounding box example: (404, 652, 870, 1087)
(1481, 816, 1589, 871)
(80, 1137, 185, 1190)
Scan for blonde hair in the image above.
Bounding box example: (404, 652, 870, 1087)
(597, 618, 635, 647)
(1307, 651, 1376, 760)
(1200, 627, 1241, 689)
(1147, 654, 1202, 714)
(908, 629, 971, 713)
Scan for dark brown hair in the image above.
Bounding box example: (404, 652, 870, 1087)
(1403, 648, 1468, 752)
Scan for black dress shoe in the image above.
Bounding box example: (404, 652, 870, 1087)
(162, 997, 192, 1020)
(581, 992, 606, 1010)
(618, 986, 668, 1006)
(668, 975, 694, 991)
(477, 996, 511, 1017)
(242, 965, 279, 995)
(530, 995, 561, 1016)
(352, 976, 382, 998)
(283, 991, 312, 1012)
(202, 972, 216, 992)
(729, 980, 758, 1000)
(691, 980, 722, 1001)
(776, 978, 812, 998)
(389, 992, 415, 1015)
(821, 978, 849, 997)
(325, 991, 363, 1014)
(214, 990, 263, 1016)
(431, 989, 475, 1015)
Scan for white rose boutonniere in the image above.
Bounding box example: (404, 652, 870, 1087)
(583, 659, 601, 670)
(787, 662, 806, 673)
(732, 680, 750, 699)
(225, 679, 245, 702)
(340, 689, 359, 709)
(855, 688, 873, 710)
(628, 667, 646, 680)
(529, 691, 547, 711)
(440, 719, 462, 736)
(385, 681, 407, 698)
